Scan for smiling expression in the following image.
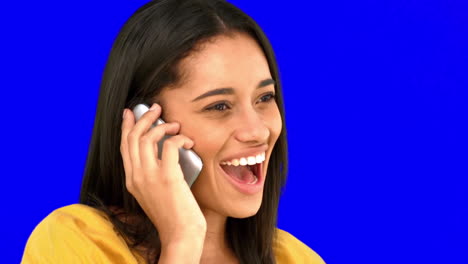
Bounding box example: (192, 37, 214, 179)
(155, 32, 282, 218)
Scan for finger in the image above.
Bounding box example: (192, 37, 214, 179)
(127, 104, 162, 169)
(121, 108, 135, 187)
(132, 103, 163, 135)
(160, 135, 195, 174)
(126, 109, 144, 170)
(140, 122, 181, 170)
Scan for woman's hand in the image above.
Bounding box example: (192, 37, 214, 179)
(120, 103, 206, 261)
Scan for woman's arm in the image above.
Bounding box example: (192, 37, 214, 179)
(159, 236, 205, 264)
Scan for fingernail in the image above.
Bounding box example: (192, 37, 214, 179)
(122, 109, 128, 119)
(149, 103, 159, 111)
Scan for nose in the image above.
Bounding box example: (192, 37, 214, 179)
(233, 106, 269, 144)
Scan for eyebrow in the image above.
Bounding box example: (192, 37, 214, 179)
(191, 78, 275, 102)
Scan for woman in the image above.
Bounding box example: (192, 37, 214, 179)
(22, 0, 325, 263)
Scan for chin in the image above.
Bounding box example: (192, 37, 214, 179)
(226, 197, 263, 218)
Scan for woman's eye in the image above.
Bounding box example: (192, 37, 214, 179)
(204, 93, 276, 112)
(206, 102, 230, 112)
(259, 92, 276, 103)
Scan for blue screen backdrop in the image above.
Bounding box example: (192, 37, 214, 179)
(2, 0, 466, 263)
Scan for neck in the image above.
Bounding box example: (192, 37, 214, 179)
(199, 208, 238, 264)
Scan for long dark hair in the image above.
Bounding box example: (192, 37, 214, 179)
(80, 0, 288, 263)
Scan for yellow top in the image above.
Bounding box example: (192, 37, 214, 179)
(21, 204, 325, 264)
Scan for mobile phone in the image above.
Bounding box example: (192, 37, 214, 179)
(132, 104, 203, 187)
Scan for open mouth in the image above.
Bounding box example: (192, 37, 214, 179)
(220, 162, 261, 185)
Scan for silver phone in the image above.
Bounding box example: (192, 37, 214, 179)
(132, 104, 203, 187)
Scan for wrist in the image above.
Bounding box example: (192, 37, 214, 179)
(159, 237, 205, 264)
(158, 223, 207, 247)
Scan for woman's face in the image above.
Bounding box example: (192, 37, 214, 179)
(157, 32, 282, 218)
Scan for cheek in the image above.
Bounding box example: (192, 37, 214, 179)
(269, 106, 283, 140)
(179, 117, 218, 147)
(188, 126, 223, 162)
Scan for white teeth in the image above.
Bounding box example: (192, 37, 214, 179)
(239, 157, 247, 166)
(247, 156, 256, 165)
(255, 154, 263, 163)
(220, 151, 266, 166)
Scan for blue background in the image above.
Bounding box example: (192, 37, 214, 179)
(2, 0, 466, 263)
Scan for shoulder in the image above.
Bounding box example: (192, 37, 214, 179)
(24, 204, 117, 243)
(273, 228, 326, 264)
(33, 203, 112, 228)
(21, 204, 144, 264)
